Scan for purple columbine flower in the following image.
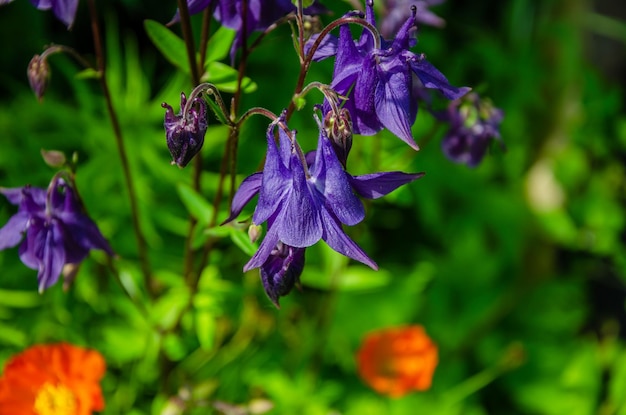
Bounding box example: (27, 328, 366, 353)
(223, 113, 423, 305)
(0, 175, 113, 292)
(440, 92, 504, 167)
(1, 0, 79, 29)
(162, 92, 208, 168)
(169, 0, 326, 62)
(380, 0, 446, 38)
(307, 0, 469, 150)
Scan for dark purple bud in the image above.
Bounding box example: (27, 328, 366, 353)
(162, 92, 208, 168)
(324, 108, 353, 168)
(27, 54, 50, 102)
(260, 242, 305, 308)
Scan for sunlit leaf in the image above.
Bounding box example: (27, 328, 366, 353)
(144, 19, 190, 74)
(204, 26, 236, 64)
(176, 182, 214, 224)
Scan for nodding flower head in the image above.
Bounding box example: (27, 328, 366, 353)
(162, 92, 208, 168)
(440, 92, 504, 167)
(0, 174, 114, 292)
(260, 242, 306, 307)
(27, 54, 50, 102)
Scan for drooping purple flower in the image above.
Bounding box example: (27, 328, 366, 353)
(0, 175, 113, 292)
(260, 242, 305, 307)
(223, 113, 423, 305)
(0, 0, 80, 29)
(169, 0, 326, 62)
(162, 92, 208, 168)
(307, 0, 469, 150)
(380, 0, 446, 38)
(440, 92, 504, 167)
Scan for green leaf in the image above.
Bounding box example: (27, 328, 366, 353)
(0, 289, 41, 308)
(204, 26, 236, 64)
(144, 19, 190, 74)
(0, 322, 27, 347)
(195, 310, 216, 350)
(229, 227, 258, 257)
(202, 61, 257, 93)
(162, 333, 188, 361)
(205, 96, 229, 125)
(176, 182, 214, 225)
(150, 286, 191, 330)
(302, 266, 391, 291)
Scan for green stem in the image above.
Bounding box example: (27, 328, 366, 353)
(87, 0, 153, 296)
(176, 0, 205, 284)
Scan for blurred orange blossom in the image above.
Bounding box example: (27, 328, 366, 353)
(356, 325, 438, 398)
(0, 342, 106, 415)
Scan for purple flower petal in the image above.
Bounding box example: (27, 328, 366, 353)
(320, 209, 377, 270)
(349, 171, 425, 199)
(222, 172, 263, 224)
(410, 57, 471, 100)
(375, 67, 417, 149)
(0, 212, 29, 250)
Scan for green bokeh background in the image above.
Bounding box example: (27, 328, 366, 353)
(0, 0, 625, 414)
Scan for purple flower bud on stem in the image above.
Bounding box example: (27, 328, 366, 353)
(27, 54, 50, 102)
(162, 92, 208, 168)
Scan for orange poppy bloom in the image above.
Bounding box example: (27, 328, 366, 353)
(356, 325, 438, 398)
(0, 343, 106, 415)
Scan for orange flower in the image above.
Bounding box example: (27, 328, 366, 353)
(356, 325, 438, 398)
(0, 343, 106, 415)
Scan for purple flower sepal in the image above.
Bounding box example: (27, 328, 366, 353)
(0, 175, 113, 292)
(15, 0, 80, 29)
(260, 241, 305, 307)
(307, 0, 469, 150)
(223, 113, 424, 304)
(380, 0, 446, 39)
(440, 92, 504, 167)
(162, 92, 208, 168)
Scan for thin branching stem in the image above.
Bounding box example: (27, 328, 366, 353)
(286, 16, 380, 121)
(86, 0, 153, 296)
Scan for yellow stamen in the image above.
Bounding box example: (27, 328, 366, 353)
(33, 382, 77, 415)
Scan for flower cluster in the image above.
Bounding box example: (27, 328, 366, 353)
(223, 113, 424, 306)
(357, 325, 438, 397)
(0, 174, 113, 292)
(440, 92, 504, 167)
(0, 343, 106, 415)
(306, 0, 470, 150)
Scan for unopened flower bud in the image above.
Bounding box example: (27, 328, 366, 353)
(27, 54, 50, 102)
(324, 108, 353, 168)
(248, 223, 263, 243)
(162, 92, 208, 168)
(40, 149, 67, 168)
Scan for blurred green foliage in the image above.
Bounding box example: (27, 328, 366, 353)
(0, 0, 625, 414)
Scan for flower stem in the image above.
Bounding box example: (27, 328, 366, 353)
(87, 0, 153, 296)
(176, 0, 205, 284)
(286, 16, 380, 121)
